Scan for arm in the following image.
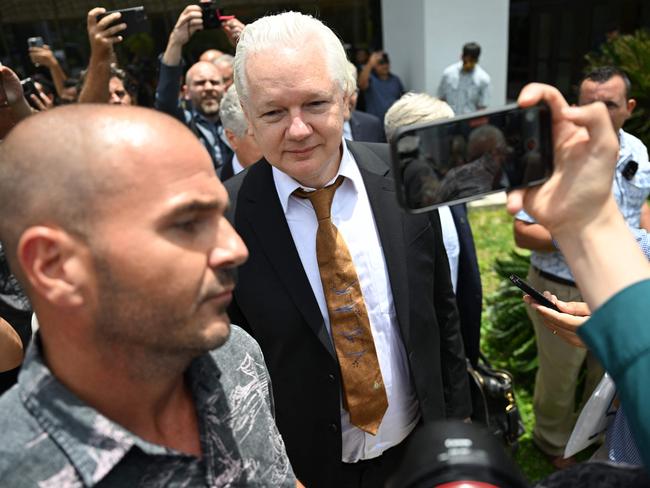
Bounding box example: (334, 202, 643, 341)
(507, 83, 650, 466)
(513, 219, 556, 252)
(358, 52, 382, 91)
(28, 45, 67, 97)
(0, 66, 33, 138)
(78, 8, 125, 104)
(0, 317, 23, 372)
(641, 201, 650, 232)
(155, 5, 203, 119)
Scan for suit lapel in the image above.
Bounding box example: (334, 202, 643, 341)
(347, 142, 412, 345)
(238, 161, 337, 358)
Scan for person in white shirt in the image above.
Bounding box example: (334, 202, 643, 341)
(218, 84, 263, 180)
(438, 42, 491, 115)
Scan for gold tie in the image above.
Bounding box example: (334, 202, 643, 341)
(294, 176, 388, 435)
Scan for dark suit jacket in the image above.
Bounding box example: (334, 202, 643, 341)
(219, 150, 235, 182)
(349, 110, 386, 143)
(225, 141, 471, 488)
(449, 204, 483, 366)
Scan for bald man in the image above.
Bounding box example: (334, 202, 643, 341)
(200, 48, 225, 63)
(155, 4, 233, 175)
(0, 105, 295, 487)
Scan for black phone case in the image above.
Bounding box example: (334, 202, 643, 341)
(509, 274, 561, 312)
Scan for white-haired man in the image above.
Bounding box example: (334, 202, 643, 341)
(384, 93, 483, 368)
(225, 12, 471, 488)
(219, 85, 263, 180)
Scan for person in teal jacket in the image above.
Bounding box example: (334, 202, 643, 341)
(507, 82, 650, 468)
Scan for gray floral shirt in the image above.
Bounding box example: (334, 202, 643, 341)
(0, 326, 296, 487)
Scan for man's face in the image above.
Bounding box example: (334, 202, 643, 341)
(109, 77, 132, 105)
(187, 63, 225, 117)
(579, 76, 634, 133)
(87, 136, 248, 356)
(226, 127, 263, 168)
(243, 43, 348, 188)
(216, 61, 234, 90)
(461, 56, 477, 72)
(373, 59, 390, 78)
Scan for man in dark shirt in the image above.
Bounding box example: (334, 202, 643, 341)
(154, 3, 233, 175)
(358, 51, 405, 122)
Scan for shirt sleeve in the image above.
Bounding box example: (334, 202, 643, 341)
(578, 279, 650, 468)
(154, 57, 185, 122)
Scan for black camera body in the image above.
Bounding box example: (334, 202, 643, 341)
(201, 1, 223, 29)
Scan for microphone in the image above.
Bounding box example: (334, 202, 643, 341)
(622, 159, 638, 180)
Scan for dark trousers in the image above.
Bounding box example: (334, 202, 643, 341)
(339, 427, 416, 488)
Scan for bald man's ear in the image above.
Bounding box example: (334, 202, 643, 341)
(181, 84, 189, 101)
(17, 227, 90, 308)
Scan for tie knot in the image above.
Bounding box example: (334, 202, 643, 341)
(293, 176, 345, 221)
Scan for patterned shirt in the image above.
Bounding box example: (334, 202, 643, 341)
(0, 326, 295, 487)
(516, 129, 650, 281)
(437, 61, 491, 115)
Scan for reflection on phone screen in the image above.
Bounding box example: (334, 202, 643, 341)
(394, 103, 552, 211)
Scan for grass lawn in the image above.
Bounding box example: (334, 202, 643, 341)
(468, 204, 572, 483)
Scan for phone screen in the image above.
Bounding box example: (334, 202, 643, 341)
(390, 102, 553, 212)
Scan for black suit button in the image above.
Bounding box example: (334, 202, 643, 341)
(328, 373, 335, 382)
(329, 423, 338, 433)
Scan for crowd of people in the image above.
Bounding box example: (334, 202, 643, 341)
(0, 3, 649, 487)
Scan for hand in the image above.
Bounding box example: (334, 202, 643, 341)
(168, 5, 203, 48)
(506, 83, 619, 239)
(222, 17, 245, 47)
(86, 7, 126, 59)
(524, 292, 591, 348)
(29, 44, 59, 68)
(0, 66, 25, 107)
(367, 51, 384, 67)
(29, 88, 54, 112)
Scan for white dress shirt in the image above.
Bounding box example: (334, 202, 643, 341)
(438, 206, 460, 292)
(272, 139, 420, 462)
(231, 154, 245, 175)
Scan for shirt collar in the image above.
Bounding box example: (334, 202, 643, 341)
(272, 138, 362, 214)
(232, 154, 245, 175)
(17, 335, 219, 486)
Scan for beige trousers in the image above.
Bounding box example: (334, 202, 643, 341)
(525, 267, 604, 456)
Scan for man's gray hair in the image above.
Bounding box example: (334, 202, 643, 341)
(384, 92, 455, 141)
(344, 61, 358, 97)
(234, 11, 349, 105)
(215, 53, 234, 67)
(219, 84, 248, 137)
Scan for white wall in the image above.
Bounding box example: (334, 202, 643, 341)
(382, 0, 510, 107)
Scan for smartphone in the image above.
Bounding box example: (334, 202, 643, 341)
(20, 77, 39, 108)
(509, 274, 561, 312)
(27, 36, 44, 48)
(97, 6, 148, 37)
(201, 1, 233, 29)
(390, 102, 553, 212)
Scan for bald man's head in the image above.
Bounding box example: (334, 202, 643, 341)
(0, 105, 213, 277)
(185, 62, 225, 118)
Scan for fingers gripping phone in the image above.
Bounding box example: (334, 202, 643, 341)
(509, 274, 561, 312)
(97, 6, 149, 37)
